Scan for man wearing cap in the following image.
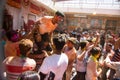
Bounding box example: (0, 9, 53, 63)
(62, 37, 77, 80)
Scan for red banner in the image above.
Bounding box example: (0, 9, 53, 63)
(30, 3, 41, 14)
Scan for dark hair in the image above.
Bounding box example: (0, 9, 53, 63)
(6, 30, 19, 42)
(79, 42, 87, 49)
(53, 34, 66, 51)
(18, 71, 40, 80)
(55, 11, 65, 17)
(19, 39, 33, 56)
(90, 47, 101, 56)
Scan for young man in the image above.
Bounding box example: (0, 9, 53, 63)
(34, 11, 65, 43)
(30, 11, 65, 56)
(101, 43, 115, 80)
(62, 37, 77, 80)
(3, 39, 36, 80)
(38, 34, 68, 80)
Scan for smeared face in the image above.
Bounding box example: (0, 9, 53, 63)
(11, 34, 19, 42)
(54, 16, 64, 24)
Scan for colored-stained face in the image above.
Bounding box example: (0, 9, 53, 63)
(55, 16, 64, 23)
(11, 34, 19, 42)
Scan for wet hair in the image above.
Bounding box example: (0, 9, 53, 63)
(17, 71, 40, 80)
(90, 47, 101, 56)
(55, 11, 65, 17)
(53, 34, 66, 51)
(6, 30, 19, 42)
(19, 39, 33, 56)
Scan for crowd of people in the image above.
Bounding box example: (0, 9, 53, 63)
(1, 10, 120, 80)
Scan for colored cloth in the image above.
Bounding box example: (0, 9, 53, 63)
(112, 49, 120, 62)
(3, 56, 36, 80)
(4, 41, 19, 57)
(105, 56, 120, 79)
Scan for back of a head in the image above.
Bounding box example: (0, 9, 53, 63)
(79, 41, 87, 49)
(90, 47, 101, 56)
(19, 39, 33, 56)
(53, 34, 66, 51)
(18, 71, 40, 80)
(6, 30, 19, 42)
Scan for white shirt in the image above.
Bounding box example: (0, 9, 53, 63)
(38, 53, 68, 80)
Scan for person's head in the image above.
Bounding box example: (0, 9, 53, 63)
(90, 47, 101, 58)
(17, 71, 40, 80)
(53, 11, 65, 24)
(6, 30, 19, 42)
(66, 37, 76, 48)
(53, 34, 66, 51)
(19, 39, 33, 56)
(106, 43, 112, 52)
(79, 41, 87, 50)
